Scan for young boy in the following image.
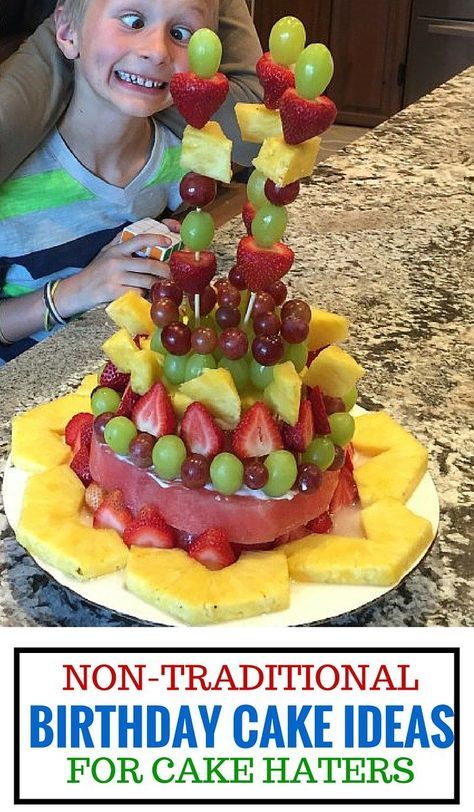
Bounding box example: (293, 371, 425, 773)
(0, 0, 221, 364)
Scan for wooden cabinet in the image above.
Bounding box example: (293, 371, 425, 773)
(253, 0, 413, 126)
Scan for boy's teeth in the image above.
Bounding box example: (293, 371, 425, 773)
(116, 70, 164, 89)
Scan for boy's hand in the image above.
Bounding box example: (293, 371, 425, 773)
(57, 233, 172, 317)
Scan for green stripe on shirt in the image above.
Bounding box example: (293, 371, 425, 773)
(0, 170, 95, 219)
(1, 282, 33, 297)
(145, 145, 185, 187)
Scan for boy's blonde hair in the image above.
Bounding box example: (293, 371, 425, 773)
(57, 1, 219, 31)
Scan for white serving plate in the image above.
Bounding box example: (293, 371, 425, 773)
(2, 407, 439, 627)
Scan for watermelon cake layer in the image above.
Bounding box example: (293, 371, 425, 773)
(89, 434, 339, 545)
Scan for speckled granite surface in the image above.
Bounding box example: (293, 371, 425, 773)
(1, 69, 473, 627)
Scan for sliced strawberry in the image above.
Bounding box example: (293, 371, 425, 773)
(236, 236, 294, 292)
(329, 467, 359, 514)
(309, 386, 331, 435)
(123, 509, 175, 548)
(116, 383, 141, 418)
(131, 382, 176, 438)
(242, 201, 256, 235)
(232, 402, 282, 459)
(65, 412, 94, 450)
(180, 402, 224, 459)
(281, 399, 314, 453)
(188, 528, 236, 570)
(170, 250, 216, 295)
(307, 510, 333, 534)
(99, 361, 130, 393)
(256, 52, 295, 109)
(70, 444, 93, 487)
(84, 482, 106, 512)
(345, 443, 355, 473)
(170, 71, 229, 129)
(280, 89, 337, 145)
(307, 346, 328, 367)
(93, 489, 133, 535)
(75, 420, 93, 454)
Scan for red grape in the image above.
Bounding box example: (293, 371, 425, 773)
(188, 285, 216, 316)
(216, 305, 241, 329)
(252, 291, 276, 316)
(252, 335, 284, 366)
(161, 322, 192, 355)
(228, 265, 247, 290)
(323, 395, 346, 415)
(264, 279, 287, 306)
(151, 297, 179, 327)
(244, 459, 269, 490)
(217, 283, 241, 308)
(253, 311, 281, 337)
(281, 316, 309, 343)
(179, 172, 217, 207)
(219, 328, 249, 360)
(264, 179, 300, 206)
(296, 463, 322, 493)
(151, 279, 183, 306)
(181, 454, 210, 488)
(93, 412, 114, 441)
(281, 298, 311, 323)
(128, 432, 156, 468)
(191, 326, 218, 354)
(328, 445, 345, 471)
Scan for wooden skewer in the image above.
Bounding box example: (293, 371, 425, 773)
(243, 291, 257, 325)
(194, 292, 201, 325)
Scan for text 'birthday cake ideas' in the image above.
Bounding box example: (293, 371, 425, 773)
(9, 18, 434, 625)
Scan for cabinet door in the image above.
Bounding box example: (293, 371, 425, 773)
(328, 0, 412, 125)
(253, 1, 331, 51)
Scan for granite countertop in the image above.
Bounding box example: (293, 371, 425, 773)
(1, 68, 472, 627)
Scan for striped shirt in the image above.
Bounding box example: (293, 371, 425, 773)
(0, 120, 183, 365)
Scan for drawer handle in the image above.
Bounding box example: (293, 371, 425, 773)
(427, 21, 474, 38)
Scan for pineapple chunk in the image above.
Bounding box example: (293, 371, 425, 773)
(235, 103, 282, 143)
(102, 328, 139, 373)
(353, 411, 425, 456)
(354, 447, 428, 507)
(139, 336, 152, 351)
(362, 497, 433, 548)
(303, 345, 365, 396)
(308, 307, 349, 350)
(253, 135, 320, 186)
(181, 122, 232, 184)
(106, 291, 154, 336)
(170, 390, 193, 418)
(178, 367, 241, 429)
(264, 361, 301, 425)
(129, 349, 162, 395)
(126, 548, 289, 624)
(76, 373, 98, 396)
(11, 393, 91, 472)
(16, 466, 128, 579)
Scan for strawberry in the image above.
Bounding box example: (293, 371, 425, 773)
(329, 467, 359, 513)
(131, 381, 176, 438)
(256, 52, 295, 109)
(93, 489, 133, 535)
(307, 346, 327, 367)
(170, 250, 216, 295)
(116, 383, 141, 418)
(188, 528, 236, 570)
(344, 443, 355, 473)
(170, 71, 229, 129)
(307, 510, 333, 534)
(309, 386, 331, 435)
(99, 361, 130, 393)
(281, 399, 314, 453)
(123, 507, 175, 548)
(279, 89, 337, 145)
(232, 402, 282, 459)
(236, 236, 294, 292)
(84, 482, 106, 512)
(133, 334, 148, 348)
(70, 444, 93, 487)
(65, 412, 94, 451)
(242, 201, 256, 235)
(180, 402, 224, 459)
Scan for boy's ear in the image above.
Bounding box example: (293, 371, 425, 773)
(55, 6, 80, 60)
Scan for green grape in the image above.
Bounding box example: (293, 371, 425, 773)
(150, 327, 164, 353)
(302, 436, 335, 470)
(251, 203, 288, 248)
(283, 341, 308, 372)
(188, 28, 222, 78)
(328, 412, 355, 446)
(210, 452, 244, 495)
(164, 353, 189, 385)
(249, 358, 274, 390)
(181, 210, 215, 251)
(91, 386, 121, 416)
(269, 16, 306, 66)
(295, 43, 334, 100)
(263, 450, 298, 497)
(187, 314, 216, 331)
(218, 357, 250, 393)
(246, 170, 268, 209)
(342, 385, 358, 411)
(152, 434, 187, 480)
(104, 416, 137, 455)
(184, 352, 216, 381)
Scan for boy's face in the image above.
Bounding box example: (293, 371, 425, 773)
(60, 0, 213, 119)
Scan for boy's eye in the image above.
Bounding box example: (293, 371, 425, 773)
(170, 25, 193, 44)
(121, 13, 145, 30)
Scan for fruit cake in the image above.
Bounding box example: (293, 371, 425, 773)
(8, 19, 435, 624)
